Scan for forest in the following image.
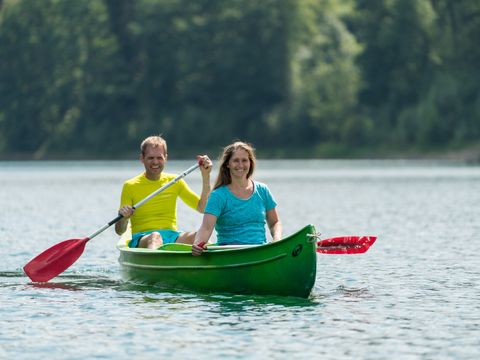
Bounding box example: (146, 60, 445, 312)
(0, 0, 479, 159)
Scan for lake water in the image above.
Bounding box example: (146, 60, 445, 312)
(1, 159, 479, 359)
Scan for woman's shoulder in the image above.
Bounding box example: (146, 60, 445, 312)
(253, 180, 271, 192)
(206, 185, 229, 208)
(252, 181, 275, 203)
(212, 185, 229, 196)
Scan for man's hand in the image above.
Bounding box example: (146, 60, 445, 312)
(197, 155, 212, 175)
(118, 205, 135, 219)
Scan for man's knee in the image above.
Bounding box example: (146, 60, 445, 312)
(141, 232, 163, 248)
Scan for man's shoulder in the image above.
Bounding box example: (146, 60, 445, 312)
(161, 172, 177, 181)
(124, 173, 145, 186)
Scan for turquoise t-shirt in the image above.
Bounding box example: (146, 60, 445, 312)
(205, 181, 277, 245)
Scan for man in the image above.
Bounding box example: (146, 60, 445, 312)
(115, 135, 212, 249)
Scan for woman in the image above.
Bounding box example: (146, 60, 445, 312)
(192, 141, 282, 256)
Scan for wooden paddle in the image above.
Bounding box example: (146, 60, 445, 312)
(23, 163, 201, 282)
(316, 235, 376, 254)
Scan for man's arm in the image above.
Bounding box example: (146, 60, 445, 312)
(196, 155, 212, 213)
(115, 206, 134, 235)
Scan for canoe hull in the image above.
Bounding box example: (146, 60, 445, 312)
(117, 225, 317, 298)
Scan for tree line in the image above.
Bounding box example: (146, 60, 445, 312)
(0, 0, 479, 159)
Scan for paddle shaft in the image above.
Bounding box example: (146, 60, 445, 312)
(87, 163, 200, 240)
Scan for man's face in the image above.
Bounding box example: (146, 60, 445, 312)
(141, 145, 167, 179)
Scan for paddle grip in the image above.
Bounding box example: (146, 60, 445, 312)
(108, 214, 124, 226)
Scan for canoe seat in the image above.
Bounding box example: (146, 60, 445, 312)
(158, 243, 192, 251)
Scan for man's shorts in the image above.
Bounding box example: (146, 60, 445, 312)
(128, 229, 182, 248)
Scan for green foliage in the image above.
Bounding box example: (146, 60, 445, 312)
(353, 0, 480, 150)
(0, 0, 479, 159)
(0, 0, 121, 157)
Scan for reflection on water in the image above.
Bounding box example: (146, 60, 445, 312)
(1, 160, 480, 359)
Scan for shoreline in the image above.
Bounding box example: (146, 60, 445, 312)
(1, 144, 479, 163)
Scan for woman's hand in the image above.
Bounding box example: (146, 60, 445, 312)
(192, 241, 207, 256)
(192, 214, 217, 255)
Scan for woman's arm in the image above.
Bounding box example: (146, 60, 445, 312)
(192, 213, 217, 256)
(266, 208, 282, 241)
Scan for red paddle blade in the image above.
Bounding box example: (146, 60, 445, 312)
(23, 238, 89, 282)
(317, 236, 376, 254)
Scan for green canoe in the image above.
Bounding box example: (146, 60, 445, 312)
(117, 224, 317, 298)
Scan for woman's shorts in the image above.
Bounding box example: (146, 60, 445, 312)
(128, 229, 182, 248)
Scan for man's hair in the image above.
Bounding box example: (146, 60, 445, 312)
(140, 136, 167, 156)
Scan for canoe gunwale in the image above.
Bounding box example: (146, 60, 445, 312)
(120, 252, 287, 270)
(117, 241, 276, 254)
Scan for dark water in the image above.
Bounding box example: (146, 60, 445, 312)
(1, 160, 479, 359)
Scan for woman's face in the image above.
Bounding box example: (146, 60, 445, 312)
(227, 148, 250, 178)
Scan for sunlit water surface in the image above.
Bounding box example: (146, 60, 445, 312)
(1, 160, 479, 359)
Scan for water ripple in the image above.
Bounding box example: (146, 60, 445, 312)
(2, 160, 480, 359)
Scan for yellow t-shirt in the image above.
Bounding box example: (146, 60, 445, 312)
(120, 172, 200, 234)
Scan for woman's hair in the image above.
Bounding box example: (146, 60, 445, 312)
(214, 141, 256, 189)
(140, 135, 167, 156)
